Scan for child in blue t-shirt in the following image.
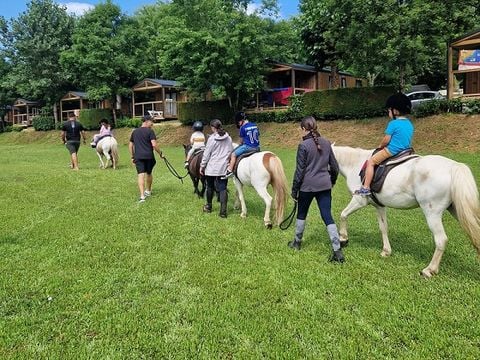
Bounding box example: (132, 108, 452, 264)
(224, 112, 260, 178)
(356, 93, 414, 196)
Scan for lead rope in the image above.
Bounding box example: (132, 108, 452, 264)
(279, 201, 297, 230)
(161, 156, 189, 183)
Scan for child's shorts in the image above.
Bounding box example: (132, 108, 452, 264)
(371, 148, 392, 165)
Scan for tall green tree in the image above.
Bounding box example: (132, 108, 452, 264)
(149, 0, 290, 109)
(0, 0, 74, 119)
(61, 0, 139, 120)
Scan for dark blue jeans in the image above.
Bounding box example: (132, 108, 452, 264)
(296, 189, 334, 226)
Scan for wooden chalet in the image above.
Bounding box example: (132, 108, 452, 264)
(251, 62, 366, 110)
(132, 78, 186, 120)
(59, 91, 112, 122)
(448, 29, 480, 99)
(12, 98, 40, 126)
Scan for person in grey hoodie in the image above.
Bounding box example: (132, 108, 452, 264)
(289, 116, 345, 263)
(200, 119, 234, 218)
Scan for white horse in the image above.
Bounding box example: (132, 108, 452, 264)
(333, 145, 480, 277)
(233, 151, 289, 228)
(96, 136, 119, 169)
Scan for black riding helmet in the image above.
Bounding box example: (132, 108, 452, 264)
(235, 111, 247, 128)
(386, 93, 412, 115)
(192, 121, 204, 131)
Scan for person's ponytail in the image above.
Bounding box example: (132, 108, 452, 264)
(301, 116, 321, 151)
(210, 119, 226, 136)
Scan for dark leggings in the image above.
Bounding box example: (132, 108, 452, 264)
(205, 176, 227, 203)
(296, 189, 334, 225)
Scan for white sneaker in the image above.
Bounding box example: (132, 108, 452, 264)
(138, 197, 146, 203)
(144, 190, 151, 197)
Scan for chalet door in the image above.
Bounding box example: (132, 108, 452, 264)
(165, 92, 177, 116)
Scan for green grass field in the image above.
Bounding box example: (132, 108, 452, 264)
(1, 142, 479, 359)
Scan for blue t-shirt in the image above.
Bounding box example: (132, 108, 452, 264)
(239, 121, 260, 148)
(385, 118, 414, 155)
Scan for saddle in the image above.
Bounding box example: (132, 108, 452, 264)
(233, 148, 260, 175)
(359, 148, 418, 194)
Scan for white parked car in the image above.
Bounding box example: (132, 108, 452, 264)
(406, 91, 444, 110)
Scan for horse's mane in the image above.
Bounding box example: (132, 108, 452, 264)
(333, 145, 372, 169)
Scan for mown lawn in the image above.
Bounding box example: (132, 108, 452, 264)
(0, 142, 479, 359)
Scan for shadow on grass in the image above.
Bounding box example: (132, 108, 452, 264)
(345, 227, 480, 281)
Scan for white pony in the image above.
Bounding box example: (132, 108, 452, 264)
(96, 136, 119, 169)
(232, 151, 289, 228)
(333, 145, 480, 277)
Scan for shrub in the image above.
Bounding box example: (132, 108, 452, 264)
(303, 86, 395, 120)
(12, 125, 24, 132)
(178, 100, 235, 125)
(33, 115, 55, 131)
(78, 109, 113, 130)
(414, 98, 465, 118)
(116, 117, 142, 128)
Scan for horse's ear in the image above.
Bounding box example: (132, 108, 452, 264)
(183, 144, 187, 149)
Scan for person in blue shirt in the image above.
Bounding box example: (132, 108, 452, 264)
(224, 112, 260, 178)
(356, 93, 414, 196)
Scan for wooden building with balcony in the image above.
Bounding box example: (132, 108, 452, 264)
(59, 91, 112, 121)
(251, 62, 365, 110)
(12, 98, 40, 126)
(132, 78, 186, 120)
(448, 29, 480, 99)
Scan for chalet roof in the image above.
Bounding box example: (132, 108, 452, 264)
(270, 61, 355, 77)
(14, 98, 39, 106)
(133, 78, 182, 91)
(61, 91, 88, 101)
(450, 29, 480, 50)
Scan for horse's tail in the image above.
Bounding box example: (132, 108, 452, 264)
(264, 153, 289, 225)
(110, 139, 119, 168)
(451, 163, 480, 255)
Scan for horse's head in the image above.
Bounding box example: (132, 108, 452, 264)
(183, 144, 191, 155)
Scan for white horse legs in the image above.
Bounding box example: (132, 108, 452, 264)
(339, 195, 369, 243)
(420, 210, 448, 278)
(96, 152, 106, 168)
(376, 207, 391, 257)
(233, 180, 273, 228)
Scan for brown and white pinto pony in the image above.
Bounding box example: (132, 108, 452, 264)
(233, 151, 289, 228)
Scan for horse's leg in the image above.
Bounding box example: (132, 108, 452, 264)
(339, 195, 369, 245)
(103, 149, 111, 169)
(420, 209, 448, 278)
(200, 177, 206, 198)
(233, 179, 247, 218)
(253, 183, 273, 229)
(376, 206, 391, 257)
(96, 151, 105, 169)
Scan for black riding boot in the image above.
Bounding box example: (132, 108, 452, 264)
(219, 190, 228, 218)
(204, 186, 214, 213)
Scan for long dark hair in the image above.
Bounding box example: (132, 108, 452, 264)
(301, 116, 321, 151)
(210, 119, 226, 136)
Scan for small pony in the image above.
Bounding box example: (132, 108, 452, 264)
(333, 145, 480, 277)
(96, 136, 119, 169)
(183, 144, 206, 197)
(232, 149, 289, 228)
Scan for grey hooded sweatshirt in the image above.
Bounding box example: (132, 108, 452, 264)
(200, 132, 233, 176)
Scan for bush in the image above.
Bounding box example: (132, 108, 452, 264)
(33, 115, 55, 131)
(78, 109, 113, 130)
(178, 100, 235, 125)
(116, 117, 142, 128)
(414, 98, 464, 118)
(303, 86, 395, 120)
(12, 125, 24, 132)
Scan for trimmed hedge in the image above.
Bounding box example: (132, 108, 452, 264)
(303, 86, 396, 120)
(178, 100, 235, 125)
(78, 109, 113, 130)
(33, 115, 55, 131)
(116, 117, 142, 128)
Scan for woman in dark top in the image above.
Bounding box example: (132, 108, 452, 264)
(289, 116, 344, 263)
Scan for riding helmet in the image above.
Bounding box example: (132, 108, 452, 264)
(235, 111, 247, 128)
(386, 93, 412, 115)
(192, 121, 204, 131)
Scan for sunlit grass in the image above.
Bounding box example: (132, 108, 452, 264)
(0, 143, 479, 358)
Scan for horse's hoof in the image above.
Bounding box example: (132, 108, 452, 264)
(265, 223, 272, 229)
(340, 240, 349, 248)
(420, 268, 435, 278)
(240, 213, 247, 219)
(380, 250, 391, 257)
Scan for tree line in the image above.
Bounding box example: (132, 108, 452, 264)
(0, 0, 478, 121)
